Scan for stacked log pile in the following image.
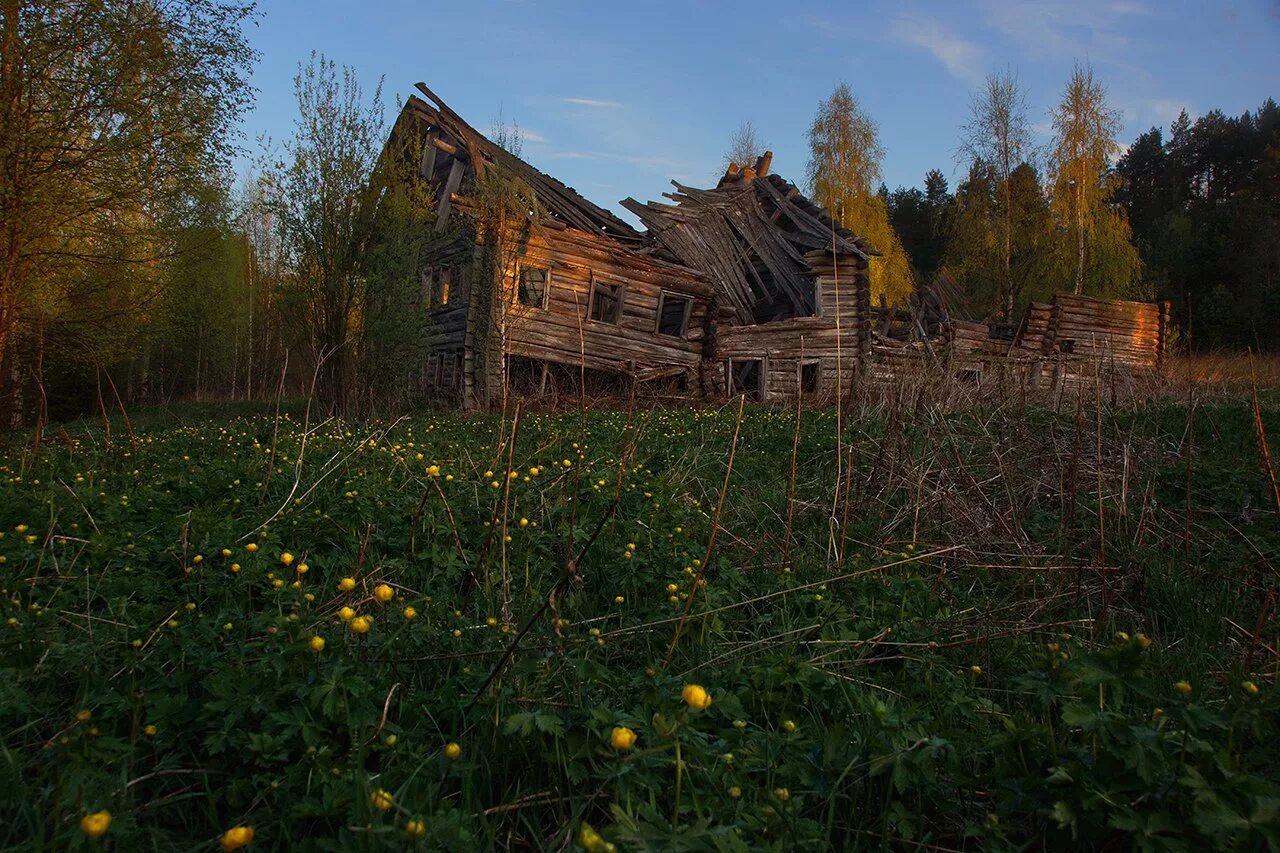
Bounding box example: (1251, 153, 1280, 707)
(1044, 294, 1164, 369)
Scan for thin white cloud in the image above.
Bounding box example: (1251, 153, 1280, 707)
(889, 14, 985, 82)
(982, 0, 1142, 67)
(520, 128, 547, 143)
(562, 97, 622, 108)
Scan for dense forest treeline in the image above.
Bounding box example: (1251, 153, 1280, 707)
(2, 1, 1278, 431)
(882, 96, 1280, 345)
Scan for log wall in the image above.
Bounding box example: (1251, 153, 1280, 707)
(499, 227, 712, 379)
(709, 259, 869, 401)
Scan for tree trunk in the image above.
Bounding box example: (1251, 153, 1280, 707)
(1075, 163, 1086, 295)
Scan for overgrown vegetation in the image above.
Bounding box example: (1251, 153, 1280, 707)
(3, 378, 1278, 849)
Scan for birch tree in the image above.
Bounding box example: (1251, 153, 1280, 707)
(959, 68, 1032, 317)
(1048, 62, 1140, 296)
(723, 120, 767, 172)
(806, 83, 913, 302)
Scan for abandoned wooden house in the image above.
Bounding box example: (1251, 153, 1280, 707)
(393, 82, 1170, 408)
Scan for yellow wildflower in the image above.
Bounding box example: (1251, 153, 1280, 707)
(444, 741, 462, 760)
(610, 726, 637, 751)
(219, 826, 254, 851)
(309, 636, 325, 652)
(80, 810, 111, 839)
(682, 684, 712, 711)
(370, 789, 394, 811)
(373, 584, 394, 603)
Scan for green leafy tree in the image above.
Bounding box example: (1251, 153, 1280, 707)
(806, 82, 914, 303)
(0, 0, 257, 429)
(722, 119, 768, 173)
(263, 54, 393, 414)
(942, 161, 1002, 317)
(959, 69, 1033, 317)
(1048, 63, 1142, 297)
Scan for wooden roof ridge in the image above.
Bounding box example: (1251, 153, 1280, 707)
(407, 85, 644, 245)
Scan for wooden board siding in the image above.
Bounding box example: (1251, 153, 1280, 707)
(497, 226, 711, 379)
(710, 264, 868, 401)
(420, 234, 475, 403)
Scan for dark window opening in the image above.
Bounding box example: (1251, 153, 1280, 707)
(657, 293, 692, 337)
(518, 266, 549, 307)
(1059, 339, 1076, 354)
(729, 359, 763, 402)
(800, 360, 820, 394)
(590, 280, 623, 324)
(427, 266, 452, 309)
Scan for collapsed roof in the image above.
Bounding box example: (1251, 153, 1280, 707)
(398, 85, 878, 325)
(622, 156, 877, 324)
(403, 83, 645, 245)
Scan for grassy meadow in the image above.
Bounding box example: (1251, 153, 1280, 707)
(2, 385, 1279, 850)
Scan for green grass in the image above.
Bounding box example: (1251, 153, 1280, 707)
(1, 397, 1278, 850)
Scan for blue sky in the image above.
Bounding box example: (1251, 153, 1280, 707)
(237, 0, 1280, 223)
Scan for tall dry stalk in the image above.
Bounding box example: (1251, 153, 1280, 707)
(783, 338, 805, 565)
(663, 393, 746, 669)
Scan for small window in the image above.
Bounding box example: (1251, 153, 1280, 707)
(433, 266, 452, 308)
(424, 268, 440, 308)
(517, 266, 550, 308)
(426, 353, 440, 386)
(656, 292, 692, 337)
(589, 280, 623, 324)
(800, 359, 820, 394)
(728, 359, 763, 402)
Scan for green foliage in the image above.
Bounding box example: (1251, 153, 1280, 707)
(1116, 100, 1280, 349)
(806, 82, 915, 303)
(0, 0, 258, 423)
(1, 397, 1278, 849)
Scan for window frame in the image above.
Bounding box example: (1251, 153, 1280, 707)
(451, 352, 464, 390)
(799, 358, 821, 395)
(587, 276, 625, 325)
(515, 264, 552, 309)
(435, 265, 453, 308)
(654, 290, 694, 338)
(726, 357, 765, 402)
